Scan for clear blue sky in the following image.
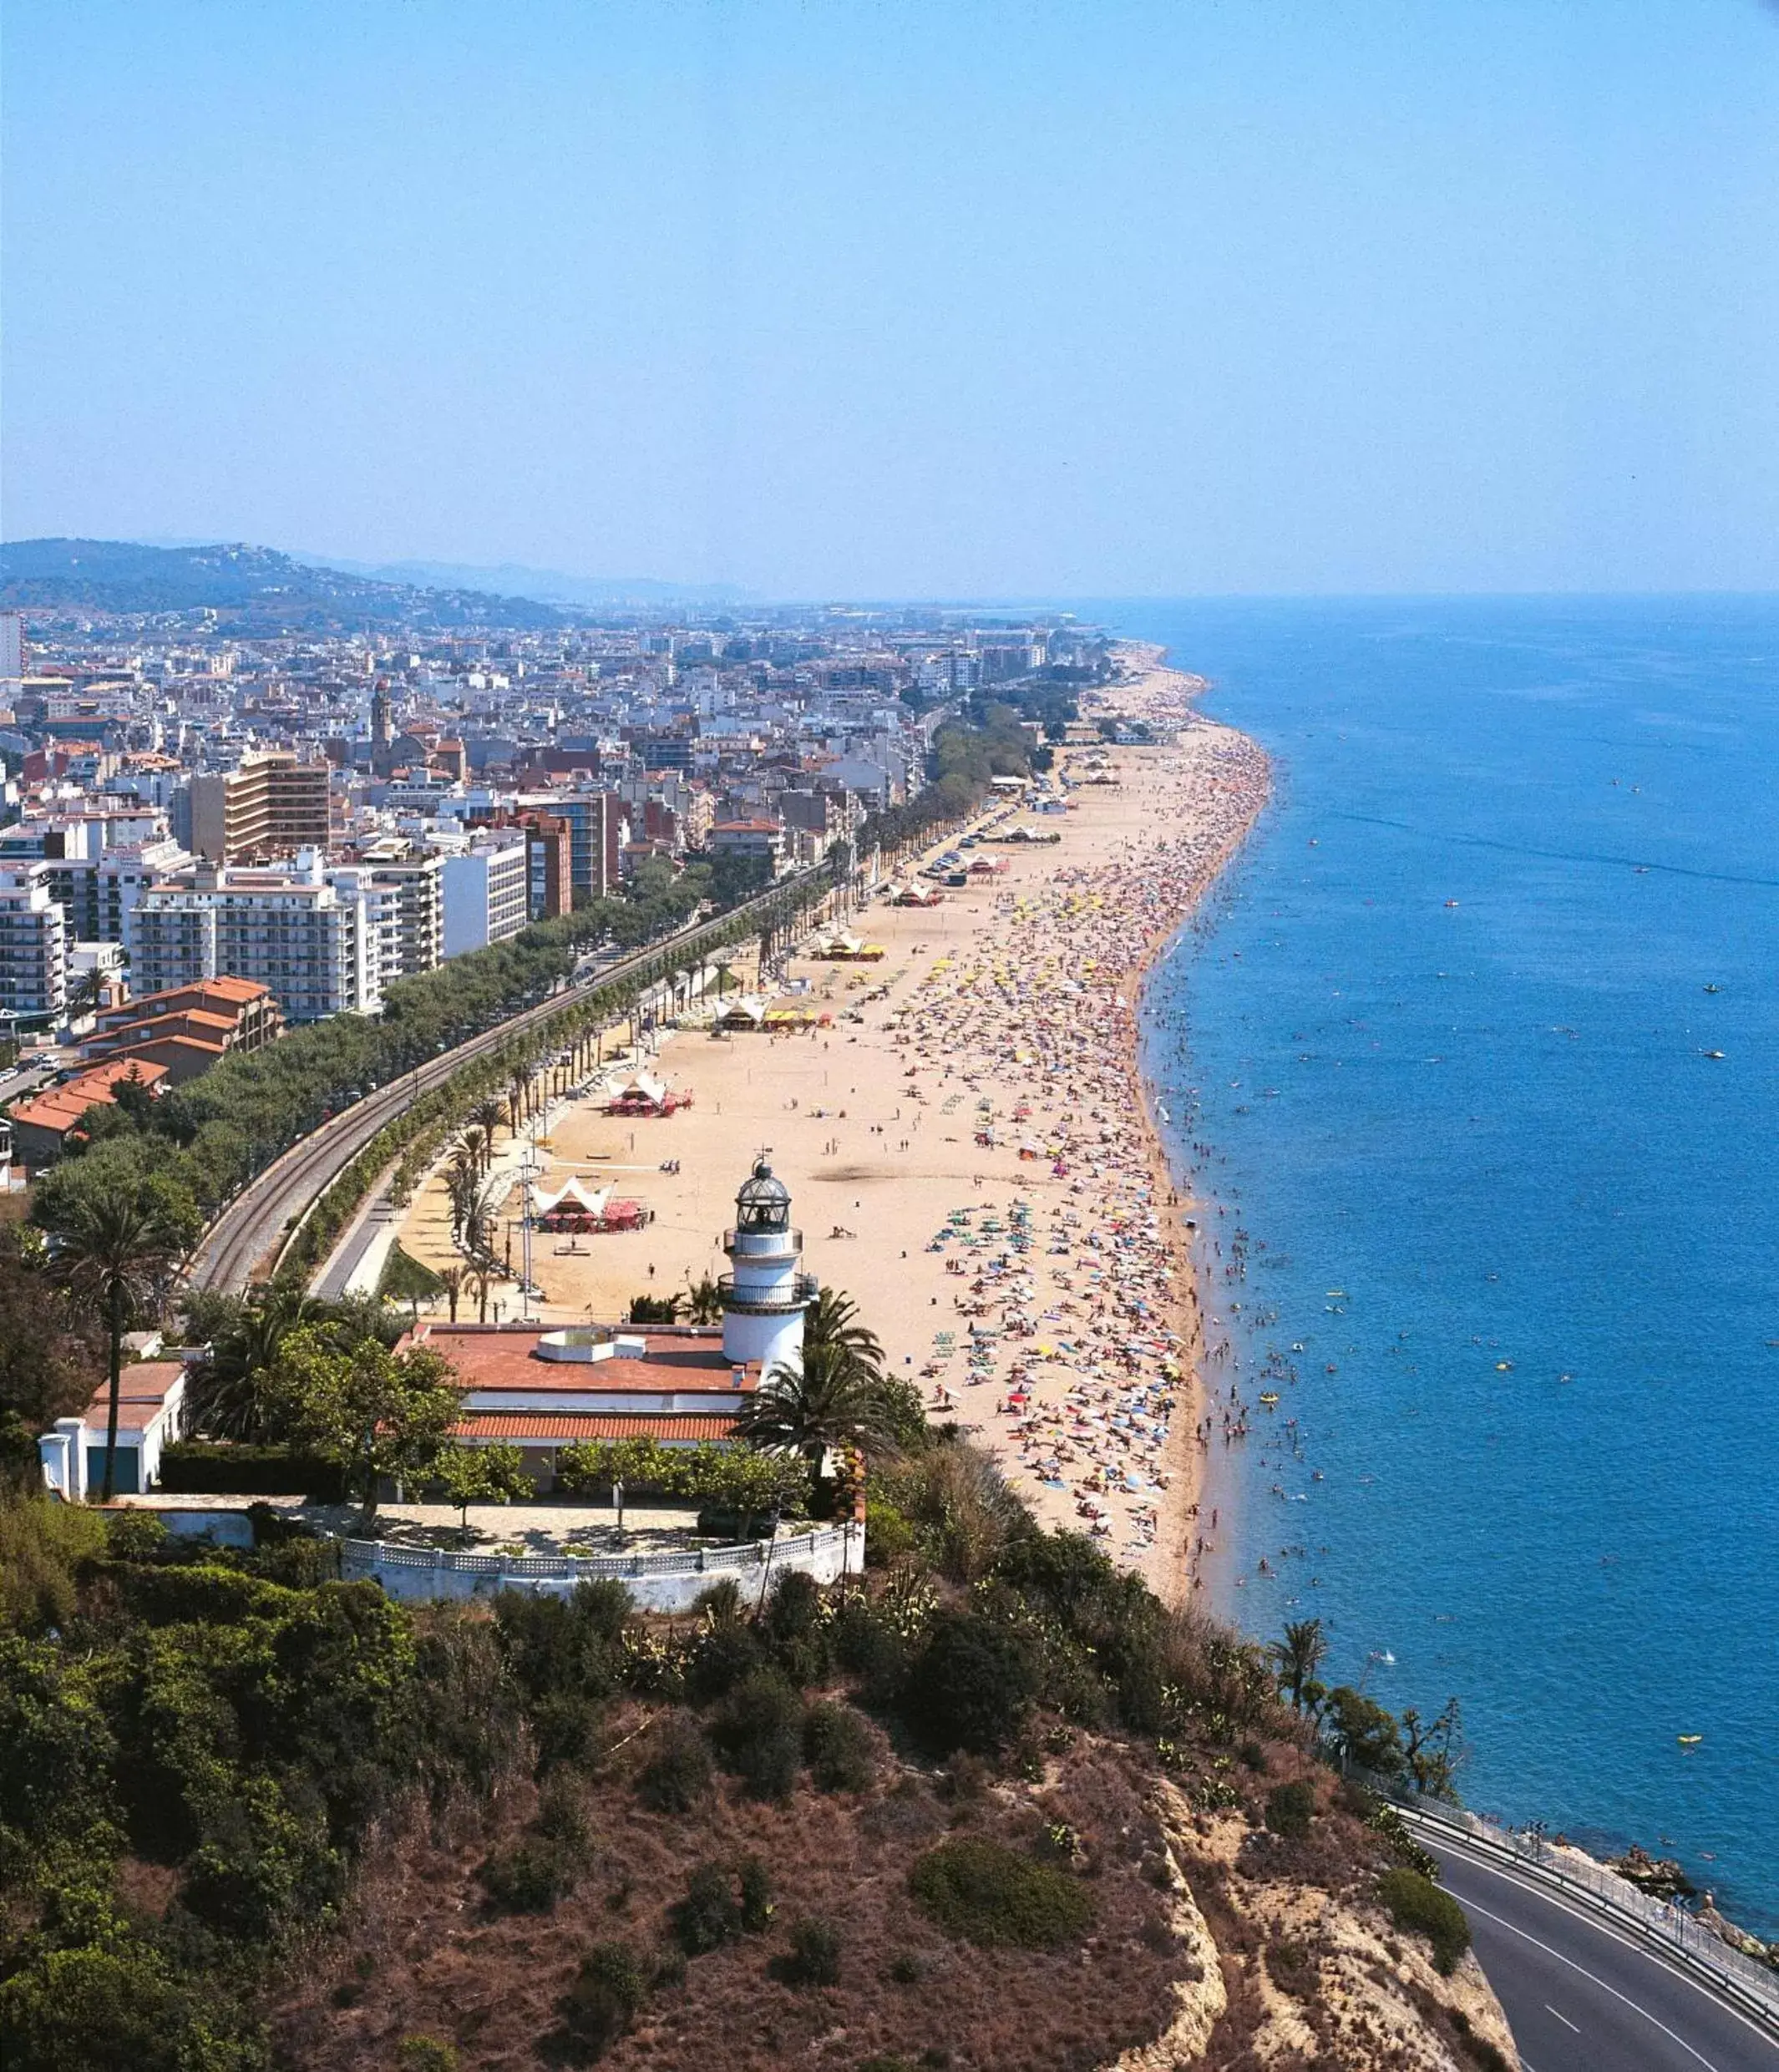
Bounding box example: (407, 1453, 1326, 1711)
(3, 0, 1776, 598)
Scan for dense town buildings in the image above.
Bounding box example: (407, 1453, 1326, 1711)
(0, 582, 1105, 1039)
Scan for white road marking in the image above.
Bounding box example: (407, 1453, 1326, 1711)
(1420, 1836, 1779, 2056)
(1462, 1894, 1724, 2072)
(1545, 2004, 1581, 2033)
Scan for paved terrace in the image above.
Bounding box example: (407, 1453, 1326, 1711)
(115, 1492, 715, 1558)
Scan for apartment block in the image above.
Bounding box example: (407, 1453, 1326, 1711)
(554, 793, 628, 901)
(440, 837, 529, 958)
(523, 812, 573, 920)
(133, 856, 379, 1023)
(0, 866, 68, 1026)
(190, 752, 331, 864)
(362, 851, 443, 980)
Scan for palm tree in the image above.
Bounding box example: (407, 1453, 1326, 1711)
(458, 1123, 491, 1178)
(189, 1279, 321, 1439)
(67, 967, 107, 1021)
(732, 1340, 904, 1470)
(46, 1192, 185, 1500)
(468, 1096, 505, 1156)
(684, 1273, 723, 1325)
(460, 1178, 502, 1266)
(1270, 1617, 1328, 1714)
(438, 1264, 465, 1323)
(444, 1157, 480, 1245)
(802, 1285, 884, 1373)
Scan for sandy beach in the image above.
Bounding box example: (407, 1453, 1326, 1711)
(393, 646, 1270, 1603)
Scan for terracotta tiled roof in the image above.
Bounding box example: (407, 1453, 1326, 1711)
(12, 1058, 170, 1137)
(454, 1413, 740, 1442)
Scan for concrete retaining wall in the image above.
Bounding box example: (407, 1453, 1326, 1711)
(341, 1522, 864, 1611)
(135, 1507, 259, 1548)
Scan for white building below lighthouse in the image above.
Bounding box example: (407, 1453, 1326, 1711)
(720, 1158, 815, 1375)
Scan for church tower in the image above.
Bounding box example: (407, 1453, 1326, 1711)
(720, 1159, 813, 1375)
(371, 679, 394, 747)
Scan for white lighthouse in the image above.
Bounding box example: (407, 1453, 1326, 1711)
(720, 1159, 813, 1375)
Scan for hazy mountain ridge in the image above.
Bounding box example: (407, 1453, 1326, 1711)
(299, 551, 748, 610)
(0, 538, 565, 631)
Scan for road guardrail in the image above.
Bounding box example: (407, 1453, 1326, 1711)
(1379, 1789, 1779, 2042)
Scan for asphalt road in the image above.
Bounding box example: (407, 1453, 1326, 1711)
(1426, 1840, 1779, 2072)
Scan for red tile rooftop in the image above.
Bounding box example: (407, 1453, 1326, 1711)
(454, 1413, 739, 1443)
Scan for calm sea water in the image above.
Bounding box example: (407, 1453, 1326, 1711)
(1102, 596, 1779, 1934)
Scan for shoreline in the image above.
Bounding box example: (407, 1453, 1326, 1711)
(389, 641, 1271, 1604)
(1083, 646, 1274, 1597)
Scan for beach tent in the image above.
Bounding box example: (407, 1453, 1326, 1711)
(808, 929, 886, 961)
(601, 1069, 691, 1116)
(717, 995, 770, 1031)
(534, 1178, 611, 1231)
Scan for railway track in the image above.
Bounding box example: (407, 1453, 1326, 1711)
(187, 869, 828, 1294)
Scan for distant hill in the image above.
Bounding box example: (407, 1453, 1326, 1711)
(0, 538, 565, 631)
(302, 551, 748, 610)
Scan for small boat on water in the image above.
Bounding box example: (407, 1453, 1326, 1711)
(1259, 1391, 1280, 1406)
(1678, 1735, 1703, 1747)
(1704, 1051, 1726, 1061)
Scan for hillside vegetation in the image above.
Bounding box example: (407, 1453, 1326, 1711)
(0, 1433, 1514, 2072)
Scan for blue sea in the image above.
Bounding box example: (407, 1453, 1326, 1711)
(1102, 596, 1779, 1936)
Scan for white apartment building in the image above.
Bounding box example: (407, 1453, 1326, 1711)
(440, 838, 528, 959)
(0, 865, 68, 1026)
(133, 853, 381, 1024)
(332, 849, 443, 982)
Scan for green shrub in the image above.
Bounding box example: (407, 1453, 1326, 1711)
(112, 1562, 295, 1628)
(763, 1569, 829, 1683)
(1265, 1780, 1316, 1838)
(534, 1771, 589, 1848)
(780, 1916, 842, 1987)
(493, 1582, 630, 1708)
(1362, 1797, 1440, 1879)
(636, 1712, 713, 1812)
(397, 2039, 459, 2072)
(671, 1862, 742, 1954)
(0, 1940, 262, 2072)
(0, 1499, 107, 1633)
(478, 1832, 577, 1912)
(560, 1941, 650, 2055)
(709, 1669, 803, 1801)
(737, 1853, 774, 1932)
(803, 1700, 877, 1793)
(862, 1497, 916, 1565)
(685, 1618, 765, 1703)
(1378, 1867, 1471, 1974)
(531, 1691, 602, 1773)
(104, 1511, 170, 1563)
(905, 1608, 1038, 1753)
(829, 1594, 910, 1704)
(909, 1838, 1096, 1948)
